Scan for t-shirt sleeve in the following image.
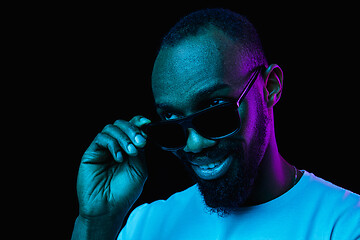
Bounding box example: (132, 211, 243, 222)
(329, 192, 360, 240)
(117, 203, 150, 240)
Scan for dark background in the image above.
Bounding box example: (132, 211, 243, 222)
(14, 2, 358, 239)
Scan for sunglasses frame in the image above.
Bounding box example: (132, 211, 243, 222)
(146, 66, 264, 151)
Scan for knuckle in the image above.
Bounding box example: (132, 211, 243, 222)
(95, 132, 106, 142)
(102, 124, 114, 132)
(128, 123, 141, 135)
(120, 137, 133, 148)
(93, 132, 113, 150)
(116, 120, 140, 136)
(114, 119, 126, 125)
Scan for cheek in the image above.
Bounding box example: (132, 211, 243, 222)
(238, 88, 272, 164)
(238, 86, 270, 146)
(238, 98, 258, 140)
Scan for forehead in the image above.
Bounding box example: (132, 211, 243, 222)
(151, 28, 248, 110)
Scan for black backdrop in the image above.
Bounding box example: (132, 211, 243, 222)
(24, 2, 358, 239)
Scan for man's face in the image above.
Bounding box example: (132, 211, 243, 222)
(151, 28, 271, 215)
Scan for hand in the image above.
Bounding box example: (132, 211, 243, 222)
(76, 115, 151, 221)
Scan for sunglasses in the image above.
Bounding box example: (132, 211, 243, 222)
(146, 66, 263, 151)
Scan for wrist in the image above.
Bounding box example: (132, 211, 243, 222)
(72, 214, 125, 240)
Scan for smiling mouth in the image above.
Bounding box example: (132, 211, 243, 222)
(191, 154, 233, 180)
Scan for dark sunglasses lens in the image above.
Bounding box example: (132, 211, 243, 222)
(147, 122, 186, 149)
(193, 104, 240, 138)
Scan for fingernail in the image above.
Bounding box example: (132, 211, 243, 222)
(140, 117, 151, 125)
(135, 134, 146, 145)
(116, 151, 123, 162)
(127, 144, 137, 154)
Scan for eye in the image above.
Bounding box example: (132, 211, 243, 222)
(208, 98, 227, 107)
(162, 112, 180, 120)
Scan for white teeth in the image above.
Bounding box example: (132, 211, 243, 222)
(198, 161, 221, 170)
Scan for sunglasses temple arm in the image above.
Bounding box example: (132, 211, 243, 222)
(236, 67, 261, 107)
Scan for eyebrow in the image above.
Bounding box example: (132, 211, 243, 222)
(155, 83, 231, 111)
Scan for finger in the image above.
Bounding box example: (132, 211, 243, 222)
(129, 116, 151, 138)
(102, 124, 138, 156)
(114, 119, 147, 148)
(93, 132, 123, 162)
(129, 115, 151, 128)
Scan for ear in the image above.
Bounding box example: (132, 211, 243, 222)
(263, 64, 283, 108)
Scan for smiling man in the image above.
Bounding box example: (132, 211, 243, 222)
(150, 23, 284, 215)
(72, 9, 360, 240)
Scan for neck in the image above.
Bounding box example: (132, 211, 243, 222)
(244, 131, 299, 206)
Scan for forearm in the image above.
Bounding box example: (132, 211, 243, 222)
(71, 215, 124, 240)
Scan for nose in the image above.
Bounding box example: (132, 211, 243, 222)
(183, 128, 217, 153)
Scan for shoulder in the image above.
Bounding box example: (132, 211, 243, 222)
(303, 171, 360, 206)
(118, 185, 202, 239)
(301, 171, 360, 238)
(135, 184, 200, 217)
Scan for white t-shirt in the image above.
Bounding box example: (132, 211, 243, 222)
(118, 171, 360, 239)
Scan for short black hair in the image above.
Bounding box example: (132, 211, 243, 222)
(161, 8, 267, 67)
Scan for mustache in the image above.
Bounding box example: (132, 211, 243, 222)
(175, 138, 244, 163)
(185, 147, 224, 163)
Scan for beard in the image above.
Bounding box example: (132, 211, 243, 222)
(173, 98, 271, 216)
(176, 138, 261, 217)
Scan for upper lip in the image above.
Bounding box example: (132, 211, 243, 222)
(190, 153, 229, 166)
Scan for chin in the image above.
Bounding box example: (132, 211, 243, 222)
(183, 149, 259, 217)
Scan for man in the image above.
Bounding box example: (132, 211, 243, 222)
(72, 9, 360, 239)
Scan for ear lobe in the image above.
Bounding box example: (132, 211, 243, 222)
(264, 64, 283, 108)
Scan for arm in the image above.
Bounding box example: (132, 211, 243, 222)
(71, 116, 151, 240)
(71, 214, 124, 240)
